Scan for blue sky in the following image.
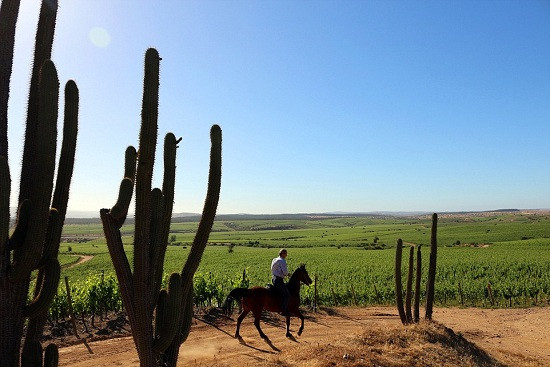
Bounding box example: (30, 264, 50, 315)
(7, 0, 550, 215)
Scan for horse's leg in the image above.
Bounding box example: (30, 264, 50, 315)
(252, 310, 269, 340)
(285, 314, 292, 338)
(297, 310, 305, 336)
(235, 309, 249, 339)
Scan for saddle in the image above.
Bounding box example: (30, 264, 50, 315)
(266, 283, 277, 293)
(266, 283, 287, 296)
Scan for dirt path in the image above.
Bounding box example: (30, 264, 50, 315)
(66, 255, 94, 269)
(58, 306, 550, 366)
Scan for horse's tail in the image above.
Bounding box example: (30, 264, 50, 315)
(222, 287, 249, 313)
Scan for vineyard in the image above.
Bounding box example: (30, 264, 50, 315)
(42, 212, 550, 324)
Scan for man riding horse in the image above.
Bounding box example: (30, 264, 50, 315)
(223, 249, 312, 340)
(271, 248, 290, 316)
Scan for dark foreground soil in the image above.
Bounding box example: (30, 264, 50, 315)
(56, 306, 549, 366)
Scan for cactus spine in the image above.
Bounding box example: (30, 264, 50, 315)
(0, 1, 78, 365)
(425, 213, 438, 320)
(101, 48, 222, 367)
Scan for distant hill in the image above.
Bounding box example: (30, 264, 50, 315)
(55, 208, 546, 225)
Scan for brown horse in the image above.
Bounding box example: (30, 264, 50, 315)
(223, 264, 313, 341)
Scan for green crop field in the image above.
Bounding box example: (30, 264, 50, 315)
(48, 211, 550, 319)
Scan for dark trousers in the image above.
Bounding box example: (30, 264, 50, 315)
(273, 277, 290, 312)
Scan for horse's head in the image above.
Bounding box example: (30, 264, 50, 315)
(298, 264, 313, 286)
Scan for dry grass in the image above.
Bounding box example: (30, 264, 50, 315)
(264, 321, 504, 367)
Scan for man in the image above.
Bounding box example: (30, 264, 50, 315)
(271, 248, 290, 316)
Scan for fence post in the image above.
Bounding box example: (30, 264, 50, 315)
(458, 282, 464, 306)
(330, 287, 337, 306)
(350, 284, 358, 306)
(487, 282, 495, 306)
(65, 276, 80, 339)
(239, 269, 246, 314)
(314, 274, 318, 312)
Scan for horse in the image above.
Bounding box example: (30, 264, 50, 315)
(223, 264, 313, 341)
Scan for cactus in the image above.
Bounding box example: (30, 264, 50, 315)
(414, 244, 422, 323)
(101, 48, 222, 367)
(395, 214, 438, 325)
(394, 239, 407, 324)
(0, 1, 79, 365)
(425, 213, 438, 320)
(405, 245, 414, 324)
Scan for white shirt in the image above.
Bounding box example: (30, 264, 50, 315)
(271, 256, 288, 278)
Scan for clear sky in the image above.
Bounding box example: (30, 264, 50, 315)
(6, 0, 550, 215)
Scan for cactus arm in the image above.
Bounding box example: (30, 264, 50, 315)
(100, 209, 135, 315)
(110, 178, 134, 224)
(51, 80, 78, 219)
(425, 213, 438, 320)
(0, 156, 10, 276)
(394, 238, 407, 324)
(414, 245, 422, 323)
(179, 286, 194, 344)
(150, 134, 180, 308)
(44, 343, 59, 367)
(8, 199, 31, 251)
(154, 289, 168, 341)
(28, 209, 58, 303)
(10, 60, 59, 283)
(181, 125, 222, 282)
(19, 0, 57, 204)
(110, 147, 137, 225)
(405, 246, 414, 323)
(124, 146, 138, 179)
(23, 258, 60, 318)
(0, 0, 21, 157)
(153, 273, 182, 354)
(42, 207, 60, 260)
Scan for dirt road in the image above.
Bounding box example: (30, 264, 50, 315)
(58, 306, 550, 366)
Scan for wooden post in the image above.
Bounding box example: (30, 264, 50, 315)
(314, 274, 318, 312)
(330, 287, 337, 306)
(458, 282, 464, 306)
(350, 284, 358, 306)
(65, 276, 80, 339)
(487, 282, 495, 306)
(373, 283, 380, 304)
(239, 269, 246, 314)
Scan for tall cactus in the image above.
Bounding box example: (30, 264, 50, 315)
(0, 0, 79, 366)
(413, 244, 422, 323)
(101, 48, 222, 367)
(425, 213, 438, 320)
(405, 245, 414, 323)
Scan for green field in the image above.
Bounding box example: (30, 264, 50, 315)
(52, 212, 550, 316)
